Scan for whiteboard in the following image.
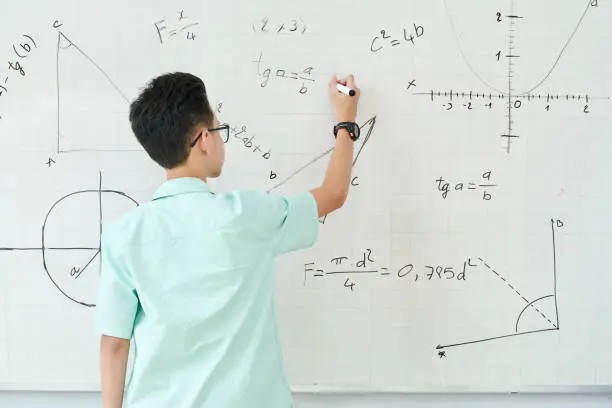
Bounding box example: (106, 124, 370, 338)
(0, 0, 611, 393)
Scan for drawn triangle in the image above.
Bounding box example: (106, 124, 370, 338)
(267, 116, 377, 194)
(56, 31, 141, 153)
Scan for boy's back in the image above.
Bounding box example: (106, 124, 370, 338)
(97, 177, 318, 407)
(95, 72, 360, 408)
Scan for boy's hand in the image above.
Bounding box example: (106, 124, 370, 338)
(329, 74, 360, 123)
(310, 74, 362, 218)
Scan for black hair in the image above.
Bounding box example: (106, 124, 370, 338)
(129, 72, 214, 168)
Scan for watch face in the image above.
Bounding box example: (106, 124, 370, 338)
(335, 123, 360, 139)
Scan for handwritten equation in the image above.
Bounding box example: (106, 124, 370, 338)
(1, 33, 38, 120)
(304, 249, 475, 291)
(253, 53, 314, 94)
(435, 171, 497, 200)
(229, 123, 273, 161)
(224, 118, 282, 182)
(154, 9, 199, 43)
(252, 17, 307, 35)
(370, 23, 425, 53)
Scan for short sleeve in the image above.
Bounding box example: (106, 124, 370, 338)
(95, 235, 139, 339)
(270, 192, 319, 254)
(255, 191, 319, 255)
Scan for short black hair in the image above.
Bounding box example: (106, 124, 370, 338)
(129, 72, 214, 168)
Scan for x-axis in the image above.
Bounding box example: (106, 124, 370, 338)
(414, 90, 609, 103)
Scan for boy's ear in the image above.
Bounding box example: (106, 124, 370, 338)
(199, 129, 210, 154)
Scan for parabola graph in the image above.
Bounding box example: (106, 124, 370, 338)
(0, 173, 139, 307)
(416, 0, 610, 153)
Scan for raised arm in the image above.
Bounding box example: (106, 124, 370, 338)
(310, 74, 361, 217)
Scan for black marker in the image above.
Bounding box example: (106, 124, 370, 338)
(336, 82, 356, 96)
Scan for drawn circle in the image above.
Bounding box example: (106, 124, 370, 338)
(41, 189, 138, 307)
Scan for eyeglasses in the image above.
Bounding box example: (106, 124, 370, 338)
(190, 123, 230, 147)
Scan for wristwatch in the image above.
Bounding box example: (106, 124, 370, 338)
(333, 122, 360, 141)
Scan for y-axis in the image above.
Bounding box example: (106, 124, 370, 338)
(504, 0, 520, 153)
(551, 219, 560, 329)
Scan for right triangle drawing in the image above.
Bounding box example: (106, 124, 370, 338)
(56, 32, 142, 153)
(268, 116, 376, 224)
(267, 116, 377, 194)
(266, 116, 377, 224)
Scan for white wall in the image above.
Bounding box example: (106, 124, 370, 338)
(0, 392, 611, 407)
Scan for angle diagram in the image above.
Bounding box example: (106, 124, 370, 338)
(436, 219, 562, 353)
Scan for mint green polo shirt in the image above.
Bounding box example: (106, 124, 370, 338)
(95, 177, 319, 408)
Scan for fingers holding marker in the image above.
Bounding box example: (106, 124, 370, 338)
(347, 74, 360, 97)
(336, 83, 356, 97)
(336, 74, 358, 97)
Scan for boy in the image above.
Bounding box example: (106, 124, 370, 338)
(96, 72, 361, 407)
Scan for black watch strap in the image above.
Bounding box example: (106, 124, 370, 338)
(334, 122, 360, 141)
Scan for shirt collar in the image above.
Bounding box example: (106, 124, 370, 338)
(152, 177, 212, 201)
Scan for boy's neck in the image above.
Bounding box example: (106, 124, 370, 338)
(165, 165, 208, 183)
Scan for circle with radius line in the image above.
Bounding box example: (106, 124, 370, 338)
(41, 189, 138, 307)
